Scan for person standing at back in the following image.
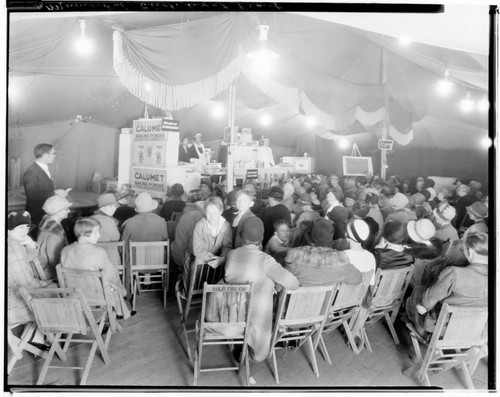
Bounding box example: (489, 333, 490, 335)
(22, 143, 70, 235)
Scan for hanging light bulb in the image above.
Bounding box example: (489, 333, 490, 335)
(398, 35, 412, 46)
(260, 113, 272, 127)
(338, 138, 350, 150)
(460, 92, 474, 113)
(246, 25, 279, 75)
(477, 95, 489, 112)
(305, 116, 317, 128)
(211, 103, 225, 119)
(75, 19, 93, 57)
(436, 69, 454, 96)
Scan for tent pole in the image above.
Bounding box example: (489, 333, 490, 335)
(226, 83, 236, 193)
(381, 47, 389, 180)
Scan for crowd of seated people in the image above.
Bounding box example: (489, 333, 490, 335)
(7, 171, 489, 368)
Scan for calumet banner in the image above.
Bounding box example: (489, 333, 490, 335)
(132, 118, 179, 142)
(131, 167, 168, 192)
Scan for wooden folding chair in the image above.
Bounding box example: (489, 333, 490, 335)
(269, 285, 335, 384)
(95, 241, 125, 284)
(19, 287, 111, 385)
(56, 264, 122, 335)
(193, 282, 253, 386)
(316, 271, 373, 363)
(29, 257, 48, 281)
(7, 322, 49, 374)
(403, 303, 488, 389)
(175, 254, 225, 361)
(129, 241, 170, 311)
(359, 265, 413, 352)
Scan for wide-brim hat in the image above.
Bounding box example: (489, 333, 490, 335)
(466, 201, 488, 220)
(97, 193, 117, 209)
(390, 192, 409, 209)
(42, 195, 72, 215)
(8, 211, 35, 231)
(433, 203, 456, 223)
(135, 192, 159, 213)
(307, 219, 335, 247)
(346, 219, 370, 243)
(407, 219, 436, 245)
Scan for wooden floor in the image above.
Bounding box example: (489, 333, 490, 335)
(7, 290, 490, 390)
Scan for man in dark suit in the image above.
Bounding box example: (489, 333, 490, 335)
(23, 143, 68, 234)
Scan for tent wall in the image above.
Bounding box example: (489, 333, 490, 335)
(297, 134, 489, 192)
(8, 121, 120, 192)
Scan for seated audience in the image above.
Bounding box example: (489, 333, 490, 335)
(365, 190, 384, 230)
(323, 186, 344, 219)
(264, 219, 292, 266)
(207, 217, 299, 363)
(170, 200, 205, 272)
(307, 185, 324, 215)
(343, 190, 358, 216)
(432, 202, 459, 242)
(374, 220, 414, 269)
(294, 193, 321, 227)
(113, 187, 137, 228)
(281, 182, 296, 212)
(37, 195, 72, 279)
(406, 219, 442, 287)
(405, 232, 488, 340)
(344, 219, 376, 285)
(261, 186, 291, 246)
(8, 211, 52, 328)
(452, 184, 476, 230)
(159, 183, 186, 222)
(327, 206, 350, 251)
(91, 193, 120, 242)
(188, 197, 232, 290)
(461, 201, 488, 239)
(221, 189, 239, 224)
(285, 219, 362, 286)
(199, 178, 213, 200)
(386, 192, 414, 224)
(231, 189, 256, 249)
(61, 217, 132, 319)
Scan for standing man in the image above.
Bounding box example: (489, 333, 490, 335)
(257, 137, 276, 167)
(22, 143, 69, 234)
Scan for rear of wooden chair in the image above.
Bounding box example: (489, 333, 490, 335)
(129, 241, 170, 310)
(403, 303, 488, 389)
(56, 264, 122, 335)
(269, 285, 335, 384)
(29, 257, 48, 281)
(316, 271, 373, 363)
(7, 322, 49, 374)
(193, 282, 253, 386)
(95, 241, 125, 284)
(360, 265, 413, 352)
(175, 255, 225, 362)
(19, 287, 111, 385)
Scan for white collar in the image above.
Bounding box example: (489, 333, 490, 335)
(36, 160, 51, 177)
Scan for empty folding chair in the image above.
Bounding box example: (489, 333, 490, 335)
(269, 285, 335, 384)
(175, 254, 225, 361)
(403, 303, 488, 389)
(19, 287, 111, 385)
(316, 271, 373, 363)
(193, 282, 253, 386)
(56, 264, 122, 335)
(7, 322, 49, 374)
(129, 241, 170, 310)
(360, 266, 413, 352)
(95, 241, 125, 284)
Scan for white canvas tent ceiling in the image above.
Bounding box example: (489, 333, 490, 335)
(8, 8, 489, 150)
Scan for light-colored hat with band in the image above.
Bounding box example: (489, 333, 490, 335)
(407, 219, 436, 245)
(433, 203, 456, 223)
(42, 195, 72, 215)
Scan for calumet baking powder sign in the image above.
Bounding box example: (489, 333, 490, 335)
(133, 118, 179, 141)
(131, 168, 167, 192)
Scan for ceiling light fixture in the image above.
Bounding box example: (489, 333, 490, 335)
(246, 25, 279, 75)
(436, 69, 454, 96)
(75, 19, 93, 57)
(477, 95, 489, 112)
(460, 92, 474, 113)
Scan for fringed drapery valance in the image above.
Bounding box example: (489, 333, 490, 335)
(113, 30, 245, 111)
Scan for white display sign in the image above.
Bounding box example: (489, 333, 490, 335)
(132, 118, 179, 142)
(131, 168, 167, 192)
(378, 139, 394, 150)
(133, 142, 167, 167)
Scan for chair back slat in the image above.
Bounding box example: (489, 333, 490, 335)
(191, 262, 225, 295)
(56, 265, 108, 307)
(331, 271, 373, 311)
(129, 241, 168, 269)
(201, 283, 253, 339)
(372, 266, 413, 307)
(433, 304, 488, 348)
(278, 286, 334, 325)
